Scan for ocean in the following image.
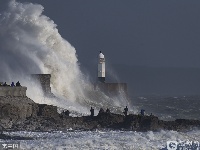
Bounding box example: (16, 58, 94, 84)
(132, 95, 200, 121)
(1, 129, 200, 150)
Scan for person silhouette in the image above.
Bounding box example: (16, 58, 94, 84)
(141, 109, 145, 116)
(64, 110, 70, 116)
(16, 81, 21, 86)
(106, 108, 110, 114)
(90, 107, 94, 117)
(11, 82, 15, 87)
(123, 106, 128, 116)
(3, 82, 7, 86)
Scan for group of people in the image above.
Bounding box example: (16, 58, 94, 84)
(0, 81, 21, 87)
(61, 110, 70, 117)
(90, 106, 147, 117)
(61, 107, 148, 118)
(90, 107, 111, 117)
(124, 107, 147, 116)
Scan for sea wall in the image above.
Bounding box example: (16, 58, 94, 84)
(0, 86, 27, 97)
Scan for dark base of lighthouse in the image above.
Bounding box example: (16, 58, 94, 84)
(95, 82, 129, 99)
(98, 77, 105, 83)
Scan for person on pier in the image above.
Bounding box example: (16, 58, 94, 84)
(90, 107, 94, 117)
(123, 106, 128, 116)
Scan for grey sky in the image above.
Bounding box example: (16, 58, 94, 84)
(15, 0, 200, 68)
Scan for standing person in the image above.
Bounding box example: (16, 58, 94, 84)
(90, 107, 94, 117)
(3, 82, 7, 86)
(65, 110, 70, 116)
(123, 106, 128, 116)
(16, 81, 21, 86)
(141, 109, 145, 116)
(106, 108, 110, 114)
(98, 108, 104, 115)
(11, 82, 15, 87)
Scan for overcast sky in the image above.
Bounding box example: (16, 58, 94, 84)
(13, 0, 200, 69)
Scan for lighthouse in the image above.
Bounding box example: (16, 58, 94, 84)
(95, 51, 128, 99)
(98, 51, 105, 83)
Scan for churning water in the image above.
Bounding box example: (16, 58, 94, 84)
(132, 95, 200, 121)
(1, 129, 200, 150)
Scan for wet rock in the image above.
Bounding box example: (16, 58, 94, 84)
(37, 104, 59, 119)
(0, 124, 4, 134)
(0, 134, 33, 140)
(0, 96, 36, 122)
(96, 112, 124, 129)
(0, 96, 200, 132)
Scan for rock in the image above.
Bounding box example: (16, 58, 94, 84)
(0, 124, 4, 134)
(96, 112, 124, 129)
(0, 96, 200, 132)
(0, 96, 36, 122)
(37, 104, 59, 118)
(0, 134, 33, 140)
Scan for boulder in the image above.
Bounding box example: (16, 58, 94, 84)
(0, 124, 4, 134)
(37, 104, 59, 119)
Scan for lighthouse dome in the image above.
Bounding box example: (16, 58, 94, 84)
(99, 52, 104, 58)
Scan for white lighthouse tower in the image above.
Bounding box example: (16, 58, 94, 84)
(98, 51, 105, 83)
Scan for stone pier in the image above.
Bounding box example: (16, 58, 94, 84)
(0, 86, 27, 97)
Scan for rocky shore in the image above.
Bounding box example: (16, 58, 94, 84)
(0, 96, 200, 137)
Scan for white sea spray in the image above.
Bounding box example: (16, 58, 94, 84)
(0, 0, 131, 114)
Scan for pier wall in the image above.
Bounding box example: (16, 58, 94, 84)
(0, 86, 27, 97)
